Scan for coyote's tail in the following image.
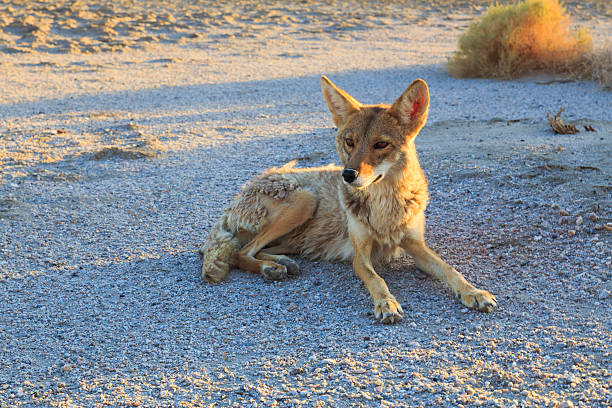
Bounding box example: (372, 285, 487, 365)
(199, 213, 240, 283)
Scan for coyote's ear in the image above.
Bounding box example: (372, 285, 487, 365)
(321, 76, 362, 128)
(388, 79, 429, 136)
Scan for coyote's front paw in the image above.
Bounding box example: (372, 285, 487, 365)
(459, 288, 497, 312)
(374, 296, 404, 324)
(261, 262, 288, 281)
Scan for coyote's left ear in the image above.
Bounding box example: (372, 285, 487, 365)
(388, 79, 429, 136)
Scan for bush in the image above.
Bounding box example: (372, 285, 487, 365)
(447, 0, 592, 79)
(568, 47, 612, 89)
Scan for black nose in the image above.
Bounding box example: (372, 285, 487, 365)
(342, 168, 359, 183)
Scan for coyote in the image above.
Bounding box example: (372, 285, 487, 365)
(200, 76, 497, 323)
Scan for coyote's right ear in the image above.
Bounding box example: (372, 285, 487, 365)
(321, 76, 362, 128)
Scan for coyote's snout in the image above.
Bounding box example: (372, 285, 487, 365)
(199, 76, 497, 323)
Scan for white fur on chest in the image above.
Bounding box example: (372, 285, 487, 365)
(342, 184, 426, 258)
(326, 238, 355, 262)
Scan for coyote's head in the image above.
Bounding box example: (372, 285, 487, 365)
(321, 76, 429, 189)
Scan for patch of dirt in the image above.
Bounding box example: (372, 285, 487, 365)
(0, 196, 28, 219)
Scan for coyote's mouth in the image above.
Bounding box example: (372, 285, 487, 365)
(346, 172, 386, 190)
(352, 174, 384, 190)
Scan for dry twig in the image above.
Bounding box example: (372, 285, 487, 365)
(547, 108, 579, 134)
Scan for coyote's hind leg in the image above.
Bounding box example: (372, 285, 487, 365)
(256, 252, 300, 276)
(235, 190, 316, 280)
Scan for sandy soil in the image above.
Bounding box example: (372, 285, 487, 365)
(0, 1, 611, 407)
(1, 1, 610, 55)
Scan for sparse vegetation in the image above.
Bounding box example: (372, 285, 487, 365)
(448, 0, 602, 82)
(547, 107, 579, 134)
(566, 47, 612, 89)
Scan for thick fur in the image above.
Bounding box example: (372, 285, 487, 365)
(199, 76, 497, 323)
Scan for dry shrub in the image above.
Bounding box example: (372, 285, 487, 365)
(448, 0, 592, 79)
(566, 47, 612, 89)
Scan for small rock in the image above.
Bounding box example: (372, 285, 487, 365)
(598, 290, 610, 300)
(559, 216, 571, 225)
(576, 216, 583, 226)
(559, 210, 569, 216)
(587, 213, 599, 222)
(568, 230, 576, 236)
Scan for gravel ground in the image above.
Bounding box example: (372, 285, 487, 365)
(1, 1, 611, 407)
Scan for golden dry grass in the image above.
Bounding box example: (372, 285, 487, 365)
(566, 48, 612, 89)
(448, 0, 594, 80)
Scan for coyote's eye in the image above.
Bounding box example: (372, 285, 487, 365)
(345, 138, 354, 148)
(374, 141, 389, 149)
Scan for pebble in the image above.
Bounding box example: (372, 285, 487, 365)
(587, 213, 599, 222)
(558, 216, 571, 225)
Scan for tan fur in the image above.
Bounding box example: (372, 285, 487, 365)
(199, 76, 497, 323)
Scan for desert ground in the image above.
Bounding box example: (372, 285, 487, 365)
(0, 1, 610, 407)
